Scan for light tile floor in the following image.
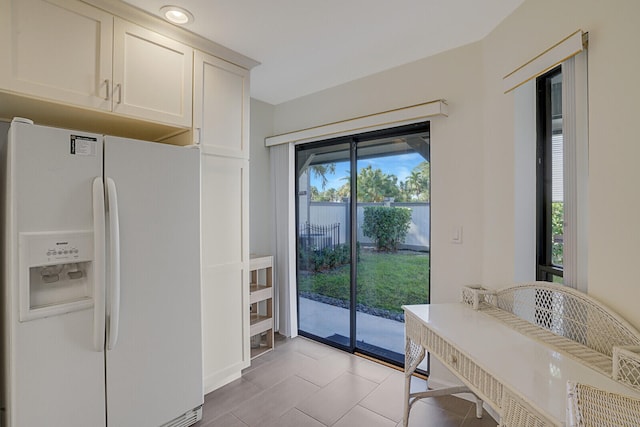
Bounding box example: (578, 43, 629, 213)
(194, 335, 497, 427)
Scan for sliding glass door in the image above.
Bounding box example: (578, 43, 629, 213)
(296, 123, 430, 366)
(296, 140, 353, 349)
(354, 135, 430, 363)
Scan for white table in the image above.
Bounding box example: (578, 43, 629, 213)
(403, 303, 640, 426)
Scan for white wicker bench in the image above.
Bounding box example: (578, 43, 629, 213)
(467, 282, 640, 386)
(403, 282, 640, 427)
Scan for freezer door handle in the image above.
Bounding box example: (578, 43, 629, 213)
(92, 178, 106, 351)
(106, 177, 121, 350)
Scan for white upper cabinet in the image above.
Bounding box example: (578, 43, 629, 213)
(194, 51, 249, 158)
(0, 0, 113, 111)
(0, 0, 193, 128)
(113, 18, 192, 127)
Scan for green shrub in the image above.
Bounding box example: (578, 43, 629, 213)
(362, 206, 412, 252)
(552, 201, 564, 266)
(298, 243, 354, 272)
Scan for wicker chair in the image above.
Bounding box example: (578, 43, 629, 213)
(567, 381, 640, 427)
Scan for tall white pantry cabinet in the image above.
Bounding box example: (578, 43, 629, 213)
(0, 0, 254, 396)
(194, 52, 252, 393)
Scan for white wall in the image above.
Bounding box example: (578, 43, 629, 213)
(273, 42, 486, 307)
(261, 0, 640, 329)
(250, 0, 640, 384)
(269, 43, 485, 386)
(249, 99, 274, 256)
(481, 0, 640, 329)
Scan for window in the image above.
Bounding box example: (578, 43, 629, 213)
(509, 31, 587, 291)
(536, 67, 564, 283)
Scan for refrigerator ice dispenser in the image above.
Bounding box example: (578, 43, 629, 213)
(19, 230, 94, 321)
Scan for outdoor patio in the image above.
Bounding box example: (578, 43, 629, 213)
(299, 297, 405, 355)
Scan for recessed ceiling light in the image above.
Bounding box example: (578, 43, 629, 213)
(160, 5, 194, 25)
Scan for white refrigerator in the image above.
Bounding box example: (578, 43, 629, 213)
(1, 119, 203, 427)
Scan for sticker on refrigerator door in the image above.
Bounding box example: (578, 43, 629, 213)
(70, 135, 97, 156)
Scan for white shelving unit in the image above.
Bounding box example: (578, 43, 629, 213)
(249, 255, 274, 359)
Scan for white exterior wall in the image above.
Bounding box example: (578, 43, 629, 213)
(302, 202, 430, 250)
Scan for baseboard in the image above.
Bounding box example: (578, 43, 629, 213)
(203, 368, 242, 395)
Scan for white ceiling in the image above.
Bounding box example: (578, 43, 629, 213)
(123, 0, 524, 105)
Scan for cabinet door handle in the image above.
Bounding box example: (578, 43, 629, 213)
(195, 127, 201, 145)
(115, 83, 122, 104)
(104, 79, 111, 101)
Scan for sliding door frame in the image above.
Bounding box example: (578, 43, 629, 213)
(295, 122, 430, 366)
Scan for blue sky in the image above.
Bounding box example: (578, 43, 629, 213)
(311, 152, 424, 190)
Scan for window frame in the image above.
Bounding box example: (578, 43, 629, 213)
(536, 66, 564, 283)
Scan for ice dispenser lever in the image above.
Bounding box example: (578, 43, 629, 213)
(67, 263, 84, 280)
(41, 273, 60, 283)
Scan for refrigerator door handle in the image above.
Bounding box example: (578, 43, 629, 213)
(92, 177, 106, 351)
(106, 177, 121, 350)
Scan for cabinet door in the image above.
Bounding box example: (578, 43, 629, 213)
(194, 51, 249, 158)
(113, 18, 193, 127)
(0, 0, 113, 111)
(201, 153, 250, 393)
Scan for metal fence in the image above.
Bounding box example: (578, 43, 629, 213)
(299, 222, 340, 252)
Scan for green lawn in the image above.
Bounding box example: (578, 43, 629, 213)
(298, 250, 429, 315)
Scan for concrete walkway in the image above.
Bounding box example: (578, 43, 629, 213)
(298, 297, 405, 356)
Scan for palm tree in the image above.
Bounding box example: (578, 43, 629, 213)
(406, 170, 422, 200)
(357, 165, 400, 202)
(309, 163, 336, 189)
(404, 161, 430, 201)
(310, 185, 319, 200)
